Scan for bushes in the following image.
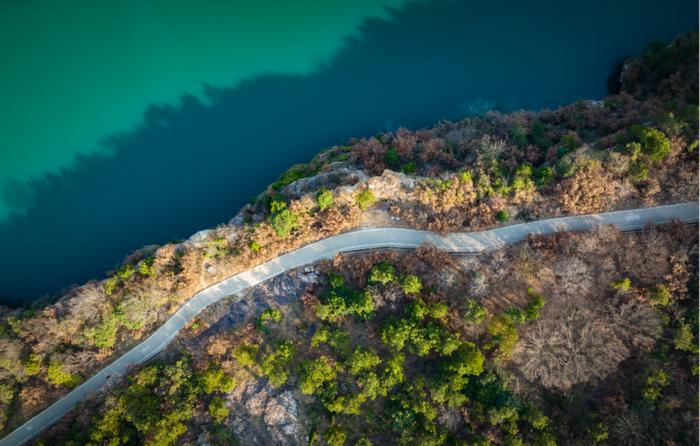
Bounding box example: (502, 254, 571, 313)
(463, 300, 487, 324)
(46, 362, 81, 387)
(298, 356, 337, 395)
(496, 210, 510, 222)
(269, 200, 298, 237)
(260, 341, 296, 387)
(399, 274, 422, 294)
(355, 189, 376, 211)
(384, 147, 400, 167)
(347, 347, 382, 375)
(316, 287, 375, 322)
(612, 277, 632, 291)
(316, 188, 334, 210)
(641, 368, 670, 402)
(201, 366, 236, 394)
(649, 284, 671, 306)
(368, 261, 396, 285)
(208, 397, 229, 423)
(628, 125, 671, 162)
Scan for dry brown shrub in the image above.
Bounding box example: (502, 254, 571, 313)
(554, 161, 618, 214)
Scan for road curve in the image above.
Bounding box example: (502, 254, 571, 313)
(2, 202, 697, 446)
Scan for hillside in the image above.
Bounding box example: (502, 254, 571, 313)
(0, 32, 697, 445)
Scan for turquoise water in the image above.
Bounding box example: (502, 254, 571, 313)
(0, 0, 697, 304)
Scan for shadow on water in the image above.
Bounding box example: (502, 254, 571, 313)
(0, 0, 696, 304)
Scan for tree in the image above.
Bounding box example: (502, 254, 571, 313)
(209, 397, 229, 423)
(384, 147, 400, 167)
(316, 188, 334, 210)
(325, 425, 347, 446)
(260, 341, 296, 387)
(629, 125, 671, 162)
(201, 366, 236, 394)
(269, 201, 298, 237)
(399, 274, 422, 294)
(46, 361, 81, 387)
(463, 300, 487, 324)
(298, 356, 336, 395)
(355, 189, 376, 211)
(368, 262, 396, 285)
(347, 347, 382, 375)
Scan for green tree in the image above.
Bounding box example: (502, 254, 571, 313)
(347, 347, 382, 375)
(650, 284, 671, 306)
(629, 125, 671, 162)
(463, 300, 487, 324)
(269, 201, 298, 237)
(260, 341, 296, 387)
(316, 188, 334, 210)
(46, 361, 81, 387)
(355, 189, 376, 211)
(201, 366, 236, 394)
(368, 262, 396, 285)
(399, 274, 422, 294)
(209, 397, 229, 423)
(325, 425, 347, 446)
(612, 277, 631, 291)
(384, 147, 400, 166)
(298, 356, 337, 395)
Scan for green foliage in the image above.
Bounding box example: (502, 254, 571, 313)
(259, 308, 282, 325)
(46, 361, 81, 387)
(204, 237, 229, 259)
(201, 366, 236, 394)
(530, 120, 550, 148)
(232, 344, 258, 368)
(269, 200, 298, 237)
(324, 425, 347, 446)
(463, 300, 487, 324)
(496, 210, 509, 222)
(381, 300, 461, 356)
(88, 359, 201, 446)
(641, 367, 670, 401)
(401, 161, 416, 174)
(103, 276, 120, 296)
(555, 154, 577, 178)
(487, 315, 519, 359)
(368, 261, 396, 285)
(629, 125, 671, 162)
(384, 147, 400, 166)
(23, 353, 42, 377)
(311, 326, 349, 352)
(315, 188, 334, 210)
(650, 284, 671, 306)
(298, 356, 337, 395)
(137, 257, 156, 277)
(316, 286, 375, 322)
(459, 169, 473, 184)
(83, 304, 141, 349)
(399, 274, 422, 294)
(524, 289, 546, 321)
(511, 164, 535, 194)
(510, 123, 528, 149)
(589, 422, 609, 444)
(327, 271, 345, 288)
(534, 166, 555, 187)
(612, 277, 632, 291)
(209, 397, 229, 423)
(271, 163, 318, 190)
(347, 347, 382, 375)
(673, 322, 697, 353)
(249, 240, 261, 252)
(260, 341, 296, 387)
(355, 189, 376, 211)
(0, 383, 13, 405)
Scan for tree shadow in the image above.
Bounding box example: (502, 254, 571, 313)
(0, 0, 696, 304)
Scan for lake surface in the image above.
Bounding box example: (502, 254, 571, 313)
(0, 0, 697, 304)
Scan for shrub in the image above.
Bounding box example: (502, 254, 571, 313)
(348, 347, 382, 375)
(316, 287, 375, 322)
(260, 341, 296, 387)
(401, 161, 416, 174)
(612, 277, 632, 291)
(103, 276, 120, 296)
(327, 270, 345, 288)
(524, 289, 546, 321)
(249, 240, 261, 252)
(510, 123, 528, 149)
(325, 425, 347, 446)
(298, 356, 337, 395)
(641, 368, 669, 401)
(629, 125, 671, 162)
(487, 315, 519, 359)
(534, 166, 555, 187)
(271, 163, 317, 190)
(269, 200, 298, 237)
(355, 189, 376, 211)
(428, 302, 449, 320)
(384, 147, 400, 166)
(463, 300, 487, 324)
(316, 188, 334, 210)
(649, 284, 671, 306)
(201, 366, 236, 394)
(259, 308, 282, 324)
(496, 210, 509, 222)
(23, 354, 42, 377)
(232, 344, 258, 368)
(555, 155, 577, 178)
(46, 361, 81, 387)
(399, 274, 422, 294)
(209, 397, 229, 423)
(0, 383, 13, 405)
(368, 261, 396, 285)
(673, 322, 697, 352)
(311, 326, 349, 351)
(137, 257, 156, 276)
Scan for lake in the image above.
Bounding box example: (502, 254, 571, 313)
(0, 0, 697, 304)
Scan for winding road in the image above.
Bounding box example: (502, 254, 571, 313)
(2, 202, 698, 446)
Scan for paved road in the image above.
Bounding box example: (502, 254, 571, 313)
(2, 202, 697, 445)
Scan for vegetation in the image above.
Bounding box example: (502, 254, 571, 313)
(355, 189, 376, 211)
